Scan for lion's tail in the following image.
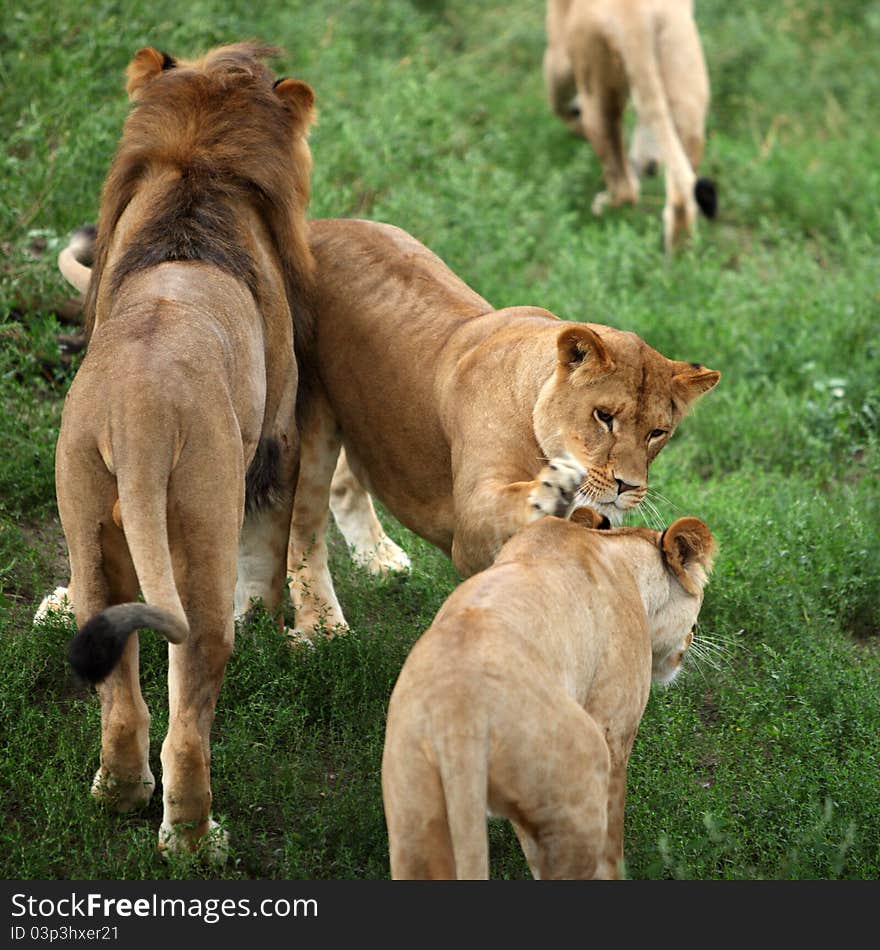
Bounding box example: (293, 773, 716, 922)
(68, 604, 187, 683)
(67, 450, 189, 684)
(58, 225, 96, 294)
(435, 728, 491, 880)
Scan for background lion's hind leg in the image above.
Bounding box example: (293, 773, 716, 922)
(330, 448, 411, 576)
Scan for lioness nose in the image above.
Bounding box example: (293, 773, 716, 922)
(615, 478, 640, 496)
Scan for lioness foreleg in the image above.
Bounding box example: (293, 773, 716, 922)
(451, 453, 587, 576)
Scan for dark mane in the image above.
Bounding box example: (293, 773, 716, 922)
(83, 42, 315, 353)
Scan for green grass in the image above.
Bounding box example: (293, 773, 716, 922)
(1, 0, 878, 879)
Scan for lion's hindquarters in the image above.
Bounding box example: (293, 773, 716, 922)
(489, 696, 612, 880)
(382, 712, 461, 879)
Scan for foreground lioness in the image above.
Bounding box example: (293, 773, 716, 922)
(288, 218, 719, 635)
(58, 44, 315, 856)
(543, 0, 716, 251)
(382, 508, 716, 879)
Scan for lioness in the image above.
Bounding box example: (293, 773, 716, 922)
(57, 43, 315, 856)
(52, 218, 720, 641)
(543, 0, 716, 251)
(382, 508, 716, 879)
(288, 218, 719, 636)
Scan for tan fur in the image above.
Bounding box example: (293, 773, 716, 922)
(382, 509, 716, 879)
(287, 217, 719, 636)
(50, 218, 719, 643)
(55, 43, 315, 857)
(544, 0, 712, 251)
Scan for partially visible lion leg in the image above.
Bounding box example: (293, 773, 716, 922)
(543, 35, 579, 127)
(234, 429, 300, 623)
(656, 10, 714, 228)
(496, 704, 612, 880)
(511, 821, 543, 880)
(572, 43, 639, 216)
(287, 395, 349, 640)
(330, 448, 411, 576)
(383, 729, 458, 880)
(600, 737, 637, 879)
(629, 120, 660, 178)
(59, 470, 154, 813)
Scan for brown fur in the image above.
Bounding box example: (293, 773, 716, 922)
(84, 43, 315, 351)
(543, 0, 714, 252)
(56, 43, 315, 858)
(287, 218, 719, 637)
(382, 509, 716, 879)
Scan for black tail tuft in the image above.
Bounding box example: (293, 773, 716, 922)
(694, 178, 718, 219)
(68, 614, 132, 683)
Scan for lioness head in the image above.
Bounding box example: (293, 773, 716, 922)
(652, 516, 716, 684)
(534, 324, 719, 524)
(573, 508, 716, 685)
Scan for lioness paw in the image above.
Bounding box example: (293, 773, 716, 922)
(528, 455, 586, 520)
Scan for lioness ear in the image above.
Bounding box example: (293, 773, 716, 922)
(671, 362, 721, 413)
(661, 517, 716, 594)
(557, 325, 615, 379)
(274, 77, 316, 131)
(126, 47, 175, 99)
(570, 507, 610, 529)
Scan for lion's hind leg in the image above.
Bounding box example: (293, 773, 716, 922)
(382, 733, 457, 880)
(235, 432, 300, 624)
(157, 455, 240, 861)
(59, 465, 153, 813)
(494, 702, 612, 880)
(569, 28, 640, 215)
(330, 448, 411, 576)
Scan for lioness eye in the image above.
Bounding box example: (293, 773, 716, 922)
(594, 409, 614, 430)
(649, 429, 667, 440)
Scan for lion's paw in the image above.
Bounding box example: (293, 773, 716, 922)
(351, 537, 412, 576)
(158, 819, 229, 865)
(91, 767, 155, 812)
(528, 454, 586, 520)
(34, 587, 72, 624)
(591, 191, 612, 216)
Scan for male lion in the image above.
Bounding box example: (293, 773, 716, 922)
(543, 0, 716, 251)
(287, 218, 719, 637)
(52, 219, 720, 642)
(56, 43, 315, 857)
(382, 508, 716, 879)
